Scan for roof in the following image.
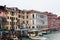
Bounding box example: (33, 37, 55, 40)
(0, 6, 6, 11)
(21, 10, 48, 15)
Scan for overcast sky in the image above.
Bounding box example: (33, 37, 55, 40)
(0, 0, 60, 16)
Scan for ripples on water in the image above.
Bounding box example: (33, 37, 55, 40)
(43, 31, 60, 40)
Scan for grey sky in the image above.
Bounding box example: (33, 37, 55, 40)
(0, 0, 60, 16)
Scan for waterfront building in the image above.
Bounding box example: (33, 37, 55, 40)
(20, 10, 48, 29)
(19, 10, 48, 36)
(19, 10, 30, 28)
(56, 16, 60, 30)
(0, 5, 7, 30)
(0, 5, 7, 40)
(0, 5, 59, 38)
(48, 13, 57, 31)
(28, 10, 48, 35)
(6, 7, 19, 30)
(18, 10, 29, 37)
(43, 12, 57, 31)
(5, 7, 21, 40)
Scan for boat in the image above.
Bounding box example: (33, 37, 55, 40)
(29, 36, 47, 40)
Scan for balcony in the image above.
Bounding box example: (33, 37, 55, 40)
(10, 27, 14, 32)
(10, 17, 15, 21)
(10, 22, 15, 25)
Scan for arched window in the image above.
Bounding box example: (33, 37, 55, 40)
(32, 26, 35, 28)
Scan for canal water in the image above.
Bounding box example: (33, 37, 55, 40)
(43, 31, 60, 40)
(20, 31, 60, 40)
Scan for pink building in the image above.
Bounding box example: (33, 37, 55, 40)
(56, 16, 60, 30)
(43, 12, 57, 30)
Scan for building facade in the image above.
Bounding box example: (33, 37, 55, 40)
(6, 7, 19, 30)
(43, 12, 57, 30)
(0, 5, 7, 40)
(19, 10, 48, 33)
(0, 6, 7, 30)
(56, 16, 60, 30)
(29, 10, 48, 30)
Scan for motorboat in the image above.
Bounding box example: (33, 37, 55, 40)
(29, 36, 47, 40)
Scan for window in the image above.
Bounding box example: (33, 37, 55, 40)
(10, 17, 15, 21)
(22, 16, 24, 19)
(33, 20, 34, 24)
(41, 20, 45, 24)
(26, 21, 28, 24)
(11, 11, 14, 16)
(29, 27, 30, 28)
(18, 15, 20, 18)
(6, 27, 8, 29)
(10, 22, 15, 25)
(27, 16, 28, 19)
(17, 19, 20, 24)
(10, 26, 14, 30)
(32, 14, 34, 18)
(16, 18, 17, 20)
(37, 26, 39, 28)
(16, 26, 17, 29)
(6, 22, 9, 25)
(7, 17, 9, 19)
(22, 11, 24, 14)
(32, 26, 35, 28)
(2, 18, 6, 22)
(22, 21, 25, 24)
(40, 15, 44, 18)
(10, 22, 12, 25)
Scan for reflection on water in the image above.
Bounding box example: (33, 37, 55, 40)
(43, 31, 60, 40)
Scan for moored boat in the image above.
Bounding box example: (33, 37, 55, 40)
(29, 36, 47, 40)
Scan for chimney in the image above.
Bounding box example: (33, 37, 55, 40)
(4, 5, 6, 8)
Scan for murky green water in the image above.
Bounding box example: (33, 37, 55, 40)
(43, 31, 60, 40)
(19, 31, 60, 40)
(19, 38, 31, 40)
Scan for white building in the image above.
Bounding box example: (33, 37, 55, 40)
(30, 12, 48, 30)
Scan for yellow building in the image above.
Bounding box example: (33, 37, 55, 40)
(19, 10, 32, 28)
(6, 7, 19, 30)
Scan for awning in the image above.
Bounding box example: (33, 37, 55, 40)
(38, 28, 49, 31)
(28, 28, 49, 32)
(15, 28, 28, 31)
(28, 28, 39, 32)
(28, 30, 39, 32)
